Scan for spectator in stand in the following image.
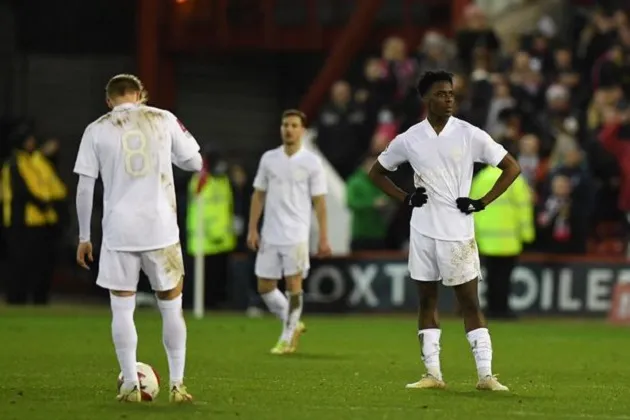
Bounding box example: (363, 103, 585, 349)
(598, 106, 630, 251)
(455, 4, 501, 73)
(538, 84, 583, 153)
(315, 80, 366, 179)
(377, 36, 420, 132)
(587, 85, 624, 130)
(485, 77, 516, 139)
(378, 36, 418, 104)
(369, 108, 398, 154)
(355, 58, 395, 141)
(517, 134, 548, 199)
(346, 155, 393, 251)
(536, 173, 588, 253)
(416, 31, 457, 75)
(577, 8, 619, 78)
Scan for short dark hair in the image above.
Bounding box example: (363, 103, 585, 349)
(282, 109, 307, 127)
(416, 70, 454, 97)
(105, 74, 148, 103)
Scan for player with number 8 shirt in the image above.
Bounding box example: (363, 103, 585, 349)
(73, 74, 202, 403)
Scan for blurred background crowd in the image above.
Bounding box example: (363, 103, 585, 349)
(0, 0, 628, 309)
(320, 1, 630, 257)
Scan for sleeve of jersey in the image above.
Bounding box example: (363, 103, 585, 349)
(473, 128, 507, 167)
(76, 175, 96, 242)
(170, 113, 201, 165)
(310, 157, 327, 196)
(252, 155, 268, 191)
(377, 135, 407, 171)
(73, 127, 99, 178)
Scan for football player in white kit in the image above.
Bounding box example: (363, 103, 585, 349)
(74, 74, 202, 402)
(369, 71, 521, 391)
(247, 109, 331, 355)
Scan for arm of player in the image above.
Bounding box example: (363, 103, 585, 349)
(247, 154, 269, 251)
(368, 137, 409, 202)
(76, 175, 95, 242)
(75, 175, 96, 269)
(247, 189, 265, 251)
(479, 153, 521, 207)
(459, 128, 521, 213)
(312, 195, 331, 257)
(177, 154, 203, 172)
(368, 160, 408, 202)
(169, 113, 202, 171)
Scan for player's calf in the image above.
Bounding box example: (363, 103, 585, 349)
(156, 279, 188, 392)
(411, 282, 444, 387)
(453, 279, 509, 391)
(110, 291, 139, 392)
(258, 278, 288, 322)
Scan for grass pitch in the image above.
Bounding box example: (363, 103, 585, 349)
(0, 306, 629, 420)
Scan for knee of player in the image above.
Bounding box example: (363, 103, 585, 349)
(257, 278, 277, 295)
(456, 294, 481, 315)
(155, 279, 184, 301)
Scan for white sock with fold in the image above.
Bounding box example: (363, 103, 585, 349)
(418, 329, 442, 380)
(260, 289, 289, 322)
(281, 291, 303, 342)
(157, 295, 187, 388)
(466, 327, 493, 379)
(110, 294, 138, 389)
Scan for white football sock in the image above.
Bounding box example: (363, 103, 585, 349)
(261, 289, 288, 322)
(110, 294, 138, 388)
(157, 295, 187, 387)
(281, 291, 303, 342)
(418, 329, 442, 380)
(466, 327, 493, 379)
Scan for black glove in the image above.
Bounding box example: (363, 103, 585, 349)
(405, 187, 428, 208)
(456, 197, 485, 214)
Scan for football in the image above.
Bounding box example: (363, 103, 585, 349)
(117, 362, 161, 401)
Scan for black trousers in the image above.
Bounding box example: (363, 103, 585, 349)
(5, 227, 53, 305)
(183, 252, 230, 309)
(483, 255, 517, 315)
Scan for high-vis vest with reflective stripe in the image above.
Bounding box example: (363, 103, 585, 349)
(186, 174, 236, 256)
(1, 151, 62, 227)
(470, 166, 535, 256)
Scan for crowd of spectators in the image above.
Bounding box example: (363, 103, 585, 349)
(316, 2, 630, 256)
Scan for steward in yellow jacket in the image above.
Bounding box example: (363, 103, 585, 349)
(1, 127, 67, 304)
(470, 165, 535, 319)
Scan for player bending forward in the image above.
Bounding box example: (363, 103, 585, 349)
(74, 74, 202, 402)
(247, 110, 331, 355)
(369, 71, 521, 391)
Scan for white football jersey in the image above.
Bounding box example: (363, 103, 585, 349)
(73, 103, 200, 251)
(377, 117, 507, 241)
(253, 146, 327, 246)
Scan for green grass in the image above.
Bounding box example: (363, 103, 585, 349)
(0, 306, 629, 420)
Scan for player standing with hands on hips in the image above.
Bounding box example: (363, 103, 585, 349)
(74, 74, 201, 402)
(247, 109, 331, 355)
(369, 71, 521, 391)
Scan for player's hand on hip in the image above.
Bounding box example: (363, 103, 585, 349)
(76, 241, 93, 270)
(455, 197, 485, 214)
(247, 230, 260, 251)
(316, 239, 332, 258)
(405, 187, 428, 208)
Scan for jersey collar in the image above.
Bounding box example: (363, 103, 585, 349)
(421, 116, 454, 138)
(112, 103, 138, 111)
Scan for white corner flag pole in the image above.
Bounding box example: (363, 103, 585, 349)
(193, 173, 207, 320)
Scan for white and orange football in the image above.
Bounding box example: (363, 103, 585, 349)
(117, 362, 161, 401)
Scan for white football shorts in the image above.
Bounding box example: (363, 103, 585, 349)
(408, 231, 482, 287)
(255, 241, 309, 280)
(96, 242, 185, 292)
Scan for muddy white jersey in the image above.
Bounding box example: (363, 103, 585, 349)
(377, 117, 507, 241)
(73, 103, 200, 251)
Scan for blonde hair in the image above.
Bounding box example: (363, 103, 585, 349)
(105, 74, 148, 104)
